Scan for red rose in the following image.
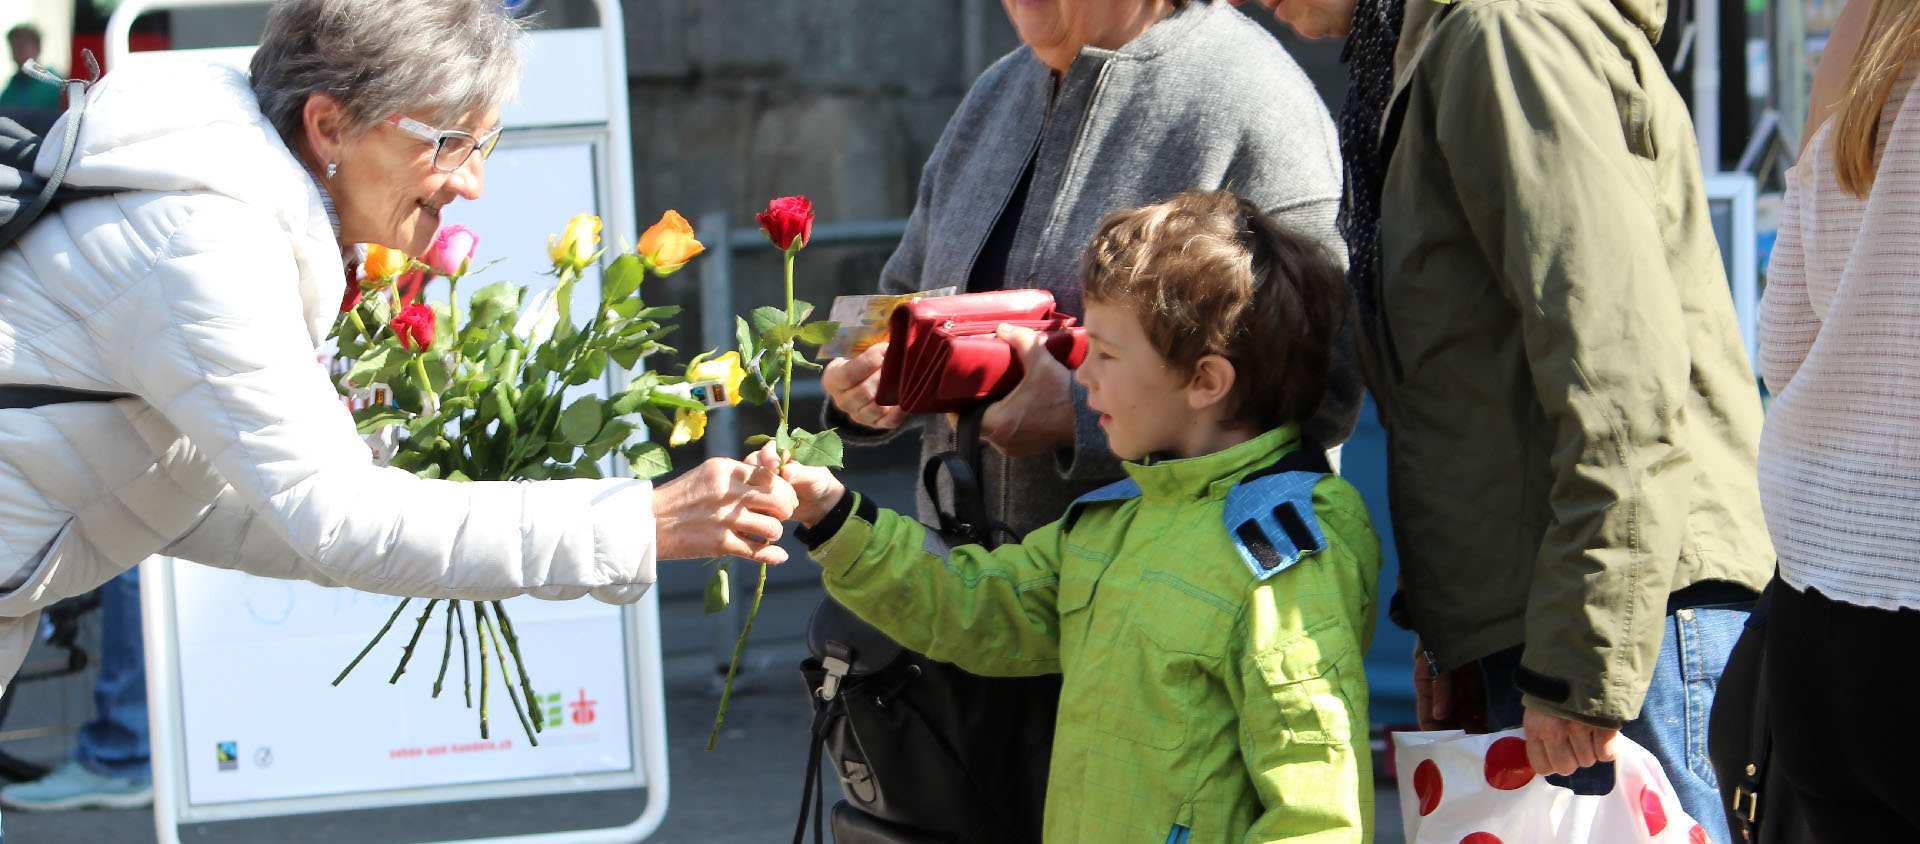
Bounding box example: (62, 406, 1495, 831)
(391, 303, 436, 352)
(339, 280, 363, 313)
(755, 195, 813, 252)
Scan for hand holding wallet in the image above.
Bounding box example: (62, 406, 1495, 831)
(874, 290, 1088, 415)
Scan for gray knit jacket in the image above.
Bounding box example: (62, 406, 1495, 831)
(831, 0, 1361, 539)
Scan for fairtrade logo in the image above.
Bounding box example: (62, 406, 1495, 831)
(216, 741, 238, 772)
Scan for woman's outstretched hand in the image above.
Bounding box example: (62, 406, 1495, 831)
(652, 457, 797, 564)
(748, 442, 846, 528)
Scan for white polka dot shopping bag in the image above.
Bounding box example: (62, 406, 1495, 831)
(1392, 728, 1710, 844)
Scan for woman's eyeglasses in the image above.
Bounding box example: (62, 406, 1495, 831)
(385, 114, 503, 173)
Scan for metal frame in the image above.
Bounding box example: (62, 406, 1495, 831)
(110, 0, 665, 841)
(1703, 171, 1760, 373)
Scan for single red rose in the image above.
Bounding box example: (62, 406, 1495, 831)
(391, 303, 436, 352)
(339, 280, 363, 313)
(755, 195, 813, 252)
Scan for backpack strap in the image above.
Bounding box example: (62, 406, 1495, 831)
(0, 52, 99, 247)
(1223, 441, 1332, 582)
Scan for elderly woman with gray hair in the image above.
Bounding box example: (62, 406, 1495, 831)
(0, 0, 792, 705)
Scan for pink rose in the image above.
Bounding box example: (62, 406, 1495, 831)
(423, 225, 478, 277)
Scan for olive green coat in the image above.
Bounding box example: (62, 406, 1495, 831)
(1361, 0, 1773, 726)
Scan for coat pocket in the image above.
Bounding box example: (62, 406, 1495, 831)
(1253, 615, 1358, 747)
(1094, 571, 1231, 751)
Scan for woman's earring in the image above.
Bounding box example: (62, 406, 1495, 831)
(325, 161, 338, 179)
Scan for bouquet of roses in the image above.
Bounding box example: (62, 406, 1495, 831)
(327, 209, 750, 744)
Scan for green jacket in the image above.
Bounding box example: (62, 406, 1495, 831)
(807, 427, 1381, 843)
(1362, 0, 1773, 726)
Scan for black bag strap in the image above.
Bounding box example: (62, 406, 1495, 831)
(794, 642, 852, 844)
(0, 384, 133, 409)
(922, 404, 1016, 548)
(0, 52, 98, 247)
(1729, 583, 1776, 839)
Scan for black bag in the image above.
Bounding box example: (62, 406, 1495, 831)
(793, 406, 1057, 844)
(1707, 582, 1814, 843)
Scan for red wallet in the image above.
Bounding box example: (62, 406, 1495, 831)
(874, 290, 1089, 415)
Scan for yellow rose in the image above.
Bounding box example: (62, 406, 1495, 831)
(637, 210, 705, 276)
(668, 406, 707, 446)
(686, 351, 747, 407)
(363, 244, 410, 281)
(547, 213, 602, 273)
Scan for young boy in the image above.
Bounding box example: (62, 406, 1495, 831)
(772, 189, 1381, 843)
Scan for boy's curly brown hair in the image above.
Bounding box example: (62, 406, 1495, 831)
(1078, 189, 1350, 432)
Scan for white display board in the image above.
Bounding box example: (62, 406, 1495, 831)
(112, 3, 666, 842)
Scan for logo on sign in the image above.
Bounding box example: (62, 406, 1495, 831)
(569, 688, 597, 726)
(216, 741, 238, 772)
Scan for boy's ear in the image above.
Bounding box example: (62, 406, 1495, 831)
(1185, 354, 1236, 411)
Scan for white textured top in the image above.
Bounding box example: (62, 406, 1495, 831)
(1759, 63, 1920, 610)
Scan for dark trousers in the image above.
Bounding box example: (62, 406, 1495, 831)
(1767, 581, 1920, 841)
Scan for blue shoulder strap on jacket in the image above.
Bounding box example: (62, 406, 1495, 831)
(1224, 470, 1326, 581)
(1060, 477, 1142, 530)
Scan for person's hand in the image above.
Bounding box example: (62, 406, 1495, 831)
(1522, 708, 1620, 776)
(1413, 643, 1489, 732)
(747, 443, 847, 528)
(823, 342, 907, 431)
(651, 457, 796, 565)
(960, 324, 1075, 459)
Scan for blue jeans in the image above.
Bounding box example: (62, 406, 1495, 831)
(1478, 603, 1747, 844)
(73, 568, 149, 782)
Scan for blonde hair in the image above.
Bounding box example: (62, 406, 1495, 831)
(1834, 0, 1920, 197)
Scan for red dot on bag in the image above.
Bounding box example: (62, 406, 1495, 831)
(1414, 760, 1443, 815)
(1639, 785, 1668, 835)
(1689, 824, 1710, 844)
(1483, 737, 1534, 790)
(1459, 834, 1503, 844)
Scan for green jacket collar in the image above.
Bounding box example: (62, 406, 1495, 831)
(1123, 424, 1303, 502)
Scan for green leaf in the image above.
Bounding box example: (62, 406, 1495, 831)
(414, 464, 442, 480)
(548, 442, 576, 463)
(558, 396, 605, 445)
(466, 281, 519, 329)
(750, 306, 786, 340)
(446, 469, 471, 483)
(607, 298, 643, 320)
(637, 305, 681, 321)
(774, 421, 793, 454)
(351, 405, 409, 435)
(744, 434, 773, 448)
(652, 390, 705, 411)
(703, 565, 731, 615)
(791, 428, 845, 468)
(789, 300, 815, 324)
(625, 441, 673, 479)
(344, 346, 395, 387)
(585, 419, 635, 460)
(734, 315, 760, 361)
(567, 353, 608, 386)
(602, 253, 644, 303)
(797, 320, 840, 348)
(610, 347, 643, 371)
(737, 374, 771, 405)
(570, 459, 603, 479)
(790, 355, 823, 371)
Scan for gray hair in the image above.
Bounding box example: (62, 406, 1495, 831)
(250, 0, 524, 146)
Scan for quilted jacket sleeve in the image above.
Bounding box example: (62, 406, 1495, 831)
(127, 200, 655, 603)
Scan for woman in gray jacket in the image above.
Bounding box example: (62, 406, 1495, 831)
(824, 0, 1356, 543)
(812, 1, 1356, 840)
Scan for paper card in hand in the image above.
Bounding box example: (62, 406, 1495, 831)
(874, 289, 1088, 415)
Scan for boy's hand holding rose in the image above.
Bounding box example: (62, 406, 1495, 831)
(750, 442, 845, 528)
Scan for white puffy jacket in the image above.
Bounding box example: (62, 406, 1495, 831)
(0, 57, 656, 686)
